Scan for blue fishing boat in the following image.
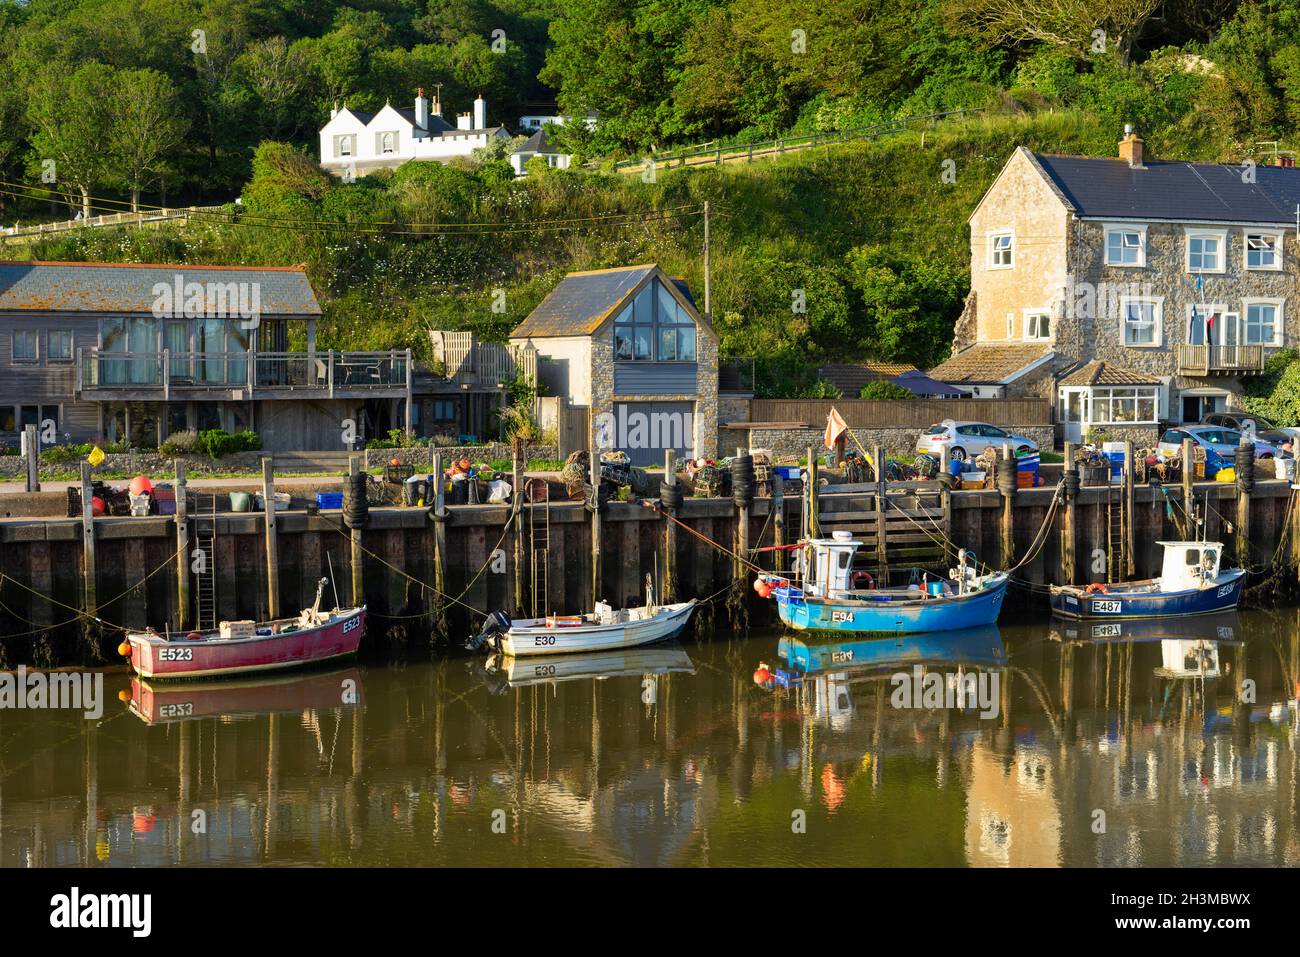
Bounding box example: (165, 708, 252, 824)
(1048, 541, 1245, 620)
(776, 625, 1005, 677)
(755, 533, 1008, 634)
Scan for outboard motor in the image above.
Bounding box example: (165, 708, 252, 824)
(466, 610, 511, 652)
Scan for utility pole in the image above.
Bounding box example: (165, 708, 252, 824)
(703, 200, 711, 320)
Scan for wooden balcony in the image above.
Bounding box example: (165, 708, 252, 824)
(76, 349, 412, 401)
(1176, 344, 1266, 376)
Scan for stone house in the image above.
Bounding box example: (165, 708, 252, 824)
(937, 128, 1300, 445)
(509, 264, 719, 465)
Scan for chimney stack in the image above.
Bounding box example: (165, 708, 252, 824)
(473, 94, 487, 130)
(1118, 124, 1144, 168)
(457, 112, 472, 131)
(414, 88, 429, 130)
(1275, 154, 1296, 168)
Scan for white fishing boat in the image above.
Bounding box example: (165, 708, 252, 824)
(482, 643, 696, 689)
(467, 576, 697, 657)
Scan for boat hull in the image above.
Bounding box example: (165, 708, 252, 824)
(127, 666, 364, 724)
(774, 576, 1008, 634)
(1049, 570, 1246, 619)
(126, 608, 366, 679)
(500, 601, 697, 656)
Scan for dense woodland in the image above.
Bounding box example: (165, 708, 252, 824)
(4, 0, 1300, 393)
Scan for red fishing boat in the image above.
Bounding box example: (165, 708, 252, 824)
(120, 578, 365, 680)
(124, 667, 364, 724)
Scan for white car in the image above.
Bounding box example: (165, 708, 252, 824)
(916, 419, 1040, 463)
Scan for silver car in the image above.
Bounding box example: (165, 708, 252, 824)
(1156, 426, 1280, 464)
(916, 419, 1040, 462)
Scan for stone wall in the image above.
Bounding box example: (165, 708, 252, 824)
(1079, 425, 1161, 449)
(742, 425, 1056, 459)
(362, 444, 557, 469)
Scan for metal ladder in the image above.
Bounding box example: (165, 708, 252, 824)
(194, 496, 217, 629)
(527, 478, 551, 618)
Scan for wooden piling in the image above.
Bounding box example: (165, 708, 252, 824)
(772, 472, 786, 573)
(432, 453, 447, 597)
(1182, 437, 1195, 538)
(1123, 440, 1135, 577)
(348, 456, 364, 607)
(735, 447, 751, 581)
(1000, 443, 1015, 568)
(806, 446, 818, 538)
(23, 424, 39, 493)
(590, 435, 602, 602)
(1236, 433, 1251, 569)
(1061, 442, 1076, 585)
(874, 444, 888, 581)
(663, 449, 678, 601)
(174, 460, 190, 631)
(512, 440, 523, 616)
(80, 462, 97, 616)
(261, 457, 280, 619)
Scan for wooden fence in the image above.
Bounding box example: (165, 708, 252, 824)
(749, 398, 1053, 429)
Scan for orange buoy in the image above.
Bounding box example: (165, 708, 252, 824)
(91, 496, 106, 516)
(128, 475, 153, 497)
(117, 689, 130, 702)
(753, 662, 772, 685)
(390, 457, 401, 467)
(117, 641, 131, 656)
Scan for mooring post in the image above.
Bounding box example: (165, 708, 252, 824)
(512, 438, 524, 616)
(874, 444, 888, 582)
(663, 448, 678, 601)
(806, 446, 818, 538)
(1236, 433, 1253, 569)
(1182, 436, 1195, 537)
(432, 452, 448, 595)
(1000, 443, 1015, 568)
(175, 459, 190, 631)
(348, 456, 364, 607)
(590, 435, 602, 603)
(772, 471, 786, 573)
(1061, 442, 1077, 585)
(261, 456, 280, 619)
(1123, 440, 1135, 576)
(735, 447, 751, 581)
(938, 444, 952, 566)
(22, 424, 39, 493)
(80, 462, 97, 616)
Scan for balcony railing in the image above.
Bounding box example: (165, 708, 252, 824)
(1176, 344, 1266, 376)
(77, 349, 411, 397)
(430, 331, 536, 387)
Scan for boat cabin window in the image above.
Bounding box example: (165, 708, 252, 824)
(1185, 548, 1200, 566)
(838, 552, 851, 570)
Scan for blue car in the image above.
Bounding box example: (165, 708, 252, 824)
(1157, 426, 1282, 467)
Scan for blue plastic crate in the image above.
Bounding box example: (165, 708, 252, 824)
(316, 491, 344, 510)
(774, 465, 800, 480)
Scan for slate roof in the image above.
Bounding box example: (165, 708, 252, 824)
(1032, 152, 1300, 224)
(510, 265, 704, 339)
(514, 128, 563, 155)
(1058, 360, 1159, 387)
(929, 343, 1052, 383)
(0, 261, 321, 315)
(818, 362, 920, 396)
(394, 107, 453, 134)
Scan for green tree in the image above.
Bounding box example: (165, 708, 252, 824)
(108, 69, 189, 210)
(26, 62, 117, 218)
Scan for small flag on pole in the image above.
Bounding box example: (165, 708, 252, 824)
(824, 406, 848, 450)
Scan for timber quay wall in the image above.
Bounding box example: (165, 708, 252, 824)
(0, 478, 1295, 666)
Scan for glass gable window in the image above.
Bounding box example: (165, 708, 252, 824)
(1106, 228, 1143, 265)
(1245, 303, 1279, 346)
(614, 280, 697, 362)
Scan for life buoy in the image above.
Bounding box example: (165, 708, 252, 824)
(852, 571, 875, 590)
(1085, 582, 1108, 595)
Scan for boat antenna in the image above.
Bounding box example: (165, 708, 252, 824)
(326, 552, 341, 610)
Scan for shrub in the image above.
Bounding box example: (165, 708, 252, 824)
(859, 381, 914, 399)
(197, 429, 262, 460)
(159, 430, 200, 456)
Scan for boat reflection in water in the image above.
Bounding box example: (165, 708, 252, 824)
(759, 625, 1006, 730)
(1048, 611, 1241, 680)
(479, 642, 695, 693)
(124, 666, 364, 725)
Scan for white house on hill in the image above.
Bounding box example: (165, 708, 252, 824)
(319, 89, 513, 177)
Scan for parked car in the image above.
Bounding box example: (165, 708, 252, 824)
(1156, 426, 1282, 465)
(916, 420, 1039, 462)
(1201, 412, 1300, 448)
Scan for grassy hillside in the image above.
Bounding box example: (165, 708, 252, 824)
(19, 110, 1114, 394)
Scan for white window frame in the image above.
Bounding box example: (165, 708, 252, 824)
(1242, 297, 1285, 347)
(1243, 230, 1283, 271)
(377, 131, 398, 155)
(1086, 386, 1160, 425)
(1104, 223, 1147, 267)
(334, 134, 355, 158)
(988, 230, 1014, 270)
(1120, 295, 1163, 348)
(1023, 309, 1051, 341)
(1185, 228, 1228, 275)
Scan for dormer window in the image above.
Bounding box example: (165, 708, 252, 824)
(1105, 225, 1145, 266)
(614, 280, 697, 362)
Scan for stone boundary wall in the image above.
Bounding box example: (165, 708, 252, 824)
(742, 425, 1056, 459)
